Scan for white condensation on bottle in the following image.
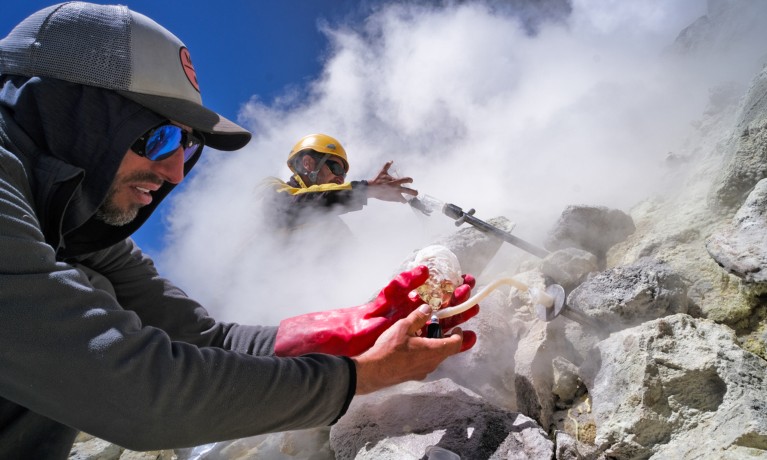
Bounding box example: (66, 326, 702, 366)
(408, 245, 463, 312)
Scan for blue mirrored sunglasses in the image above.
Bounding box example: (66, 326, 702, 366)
(131, 123, 204, 162)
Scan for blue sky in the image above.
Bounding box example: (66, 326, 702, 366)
(1, 0, 370, 256)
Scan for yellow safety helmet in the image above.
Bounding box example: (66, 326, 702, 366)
(287, 133, 349, 174)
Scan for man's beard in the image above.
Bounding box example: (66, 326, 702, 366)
(95, 172, 161, 226)
(94, 186, 140, 226)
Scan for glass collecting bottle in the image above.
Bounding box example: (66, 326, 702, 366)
(409, 244, 462, 311)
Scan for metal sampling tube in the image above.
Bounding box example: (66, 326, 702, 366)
(409, 197, 605, 331)
(442, 203, 550, 259)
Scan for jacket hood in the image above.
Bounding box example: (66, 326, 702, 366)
(0, 75, 200, 257)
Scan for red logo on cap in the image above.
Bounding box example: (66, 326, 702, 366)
(180, 47, 200, 93)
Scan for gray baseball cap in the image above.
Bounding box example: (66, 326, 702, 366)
(0, 2, 251, 151)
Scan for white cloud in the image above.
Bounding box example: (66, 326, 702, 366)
(157, 0, 765, 325)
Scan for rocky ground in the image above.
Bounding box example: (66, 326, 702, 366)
(70, 1, 767, 459)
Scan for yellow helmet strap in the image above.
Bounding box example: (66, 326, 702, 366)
(293, 173, 309, 188)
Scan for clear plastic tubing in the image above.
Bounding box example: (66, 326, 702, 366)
(434, 277, 554, 320)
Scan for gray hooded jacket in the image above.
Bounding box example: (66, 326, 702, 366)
(0, 76, 355, 458)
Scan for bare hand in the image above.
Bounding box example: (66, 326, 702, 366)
(366, 161, 418, 203)
(351, 304, 470, 395)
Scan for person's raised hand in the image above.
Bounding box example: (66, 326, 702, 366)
(366, 160, 417, 203)
(352, 303, 469, 395)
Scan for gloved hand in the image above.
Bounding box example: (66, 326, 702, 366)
(274, 265, 479, 357)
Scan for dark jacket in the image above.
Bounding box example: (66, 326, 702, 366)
(0, 76, 355, 458)
(262, 175, 369, 234)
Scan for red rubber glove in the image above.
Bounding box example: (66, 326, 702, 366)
(274, 265, 479, 357)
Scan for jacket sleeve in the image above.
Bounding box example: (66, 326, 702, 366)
(0, 152, 355, 451)
(72, 239, 280, 356)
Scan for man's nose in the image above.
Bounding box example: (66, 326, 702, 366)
(150, 148, 186, 184)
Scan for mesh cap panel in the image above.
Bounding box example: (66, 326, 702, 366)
(1, 4, 132, 89)
(38, 4, 132, 89)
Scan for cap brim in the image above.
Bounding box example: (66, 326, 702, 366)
(118, 91, 252, 151)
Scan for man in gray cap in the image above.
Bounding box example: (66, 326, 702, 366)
(0, 2, 478, 457)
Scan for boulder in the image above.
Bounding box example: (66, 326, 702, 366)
(593, 314, 767, 459)
(329, 379, 554, 459)
(540, 248, 599, 293)
(567, 258, 689, 332)
(544, 206, 635, 270)
(707, 178, 767, 286)
(434, 216, 516, 278)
